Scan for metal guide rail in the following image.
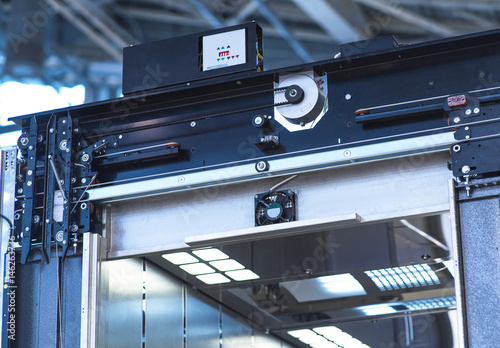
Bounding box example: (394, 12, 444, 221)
(8, 26, 500, 264)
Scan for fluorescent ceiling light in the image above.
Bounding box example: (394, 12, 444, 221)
(179, 263, 215, 275)
(299, 335, 329, 345)
(288, 329, 317, 338)
(192, 248, 230, 261)
(365, 264, 440, 291)
(405, 296, 456, 311)
(310, 342, 340, 348)
(209, 259, 244, 272)
(295, 326, 372, 348)
(360, 304, 397, 316)
(162, 252, 198, 265)
(281, 273, 366, 302)
(196, 273, 231, 285)
(226, 269, 260, 281)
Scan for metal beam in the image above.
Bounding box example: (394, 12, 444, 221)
(45, 0, 123, 60)
(291, 0, 362, 43)
(251, 0, 313, 63)
(187, 0, 223, 28)
(354, 0, 457, 37)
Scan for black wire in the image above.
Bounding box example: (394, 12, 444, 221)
(0, 213, 13, 230)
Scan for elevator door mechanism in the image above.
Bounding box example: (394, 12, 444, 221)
(274, 70, 328, 132)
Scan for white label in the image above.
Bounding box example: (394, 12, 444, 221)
(53, 190, 64, 223)
(202, 29, 246, 71)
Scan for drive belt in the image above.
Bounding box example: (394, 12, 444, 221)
(81, 86, 291, 138)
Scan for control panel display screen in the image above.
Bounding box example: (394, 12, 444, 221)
(202, 29, 247, 71)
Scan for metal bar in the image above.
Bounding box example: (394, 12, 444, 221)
(185, 213, 362, 247)
(448, 179, 467, 348)
(251, 0, 313, 63)
(87, 133, 455, 202)
(399, 219, 450, 252)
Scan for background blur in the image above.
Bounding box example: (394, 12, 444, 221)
(1, 0, 498, 145)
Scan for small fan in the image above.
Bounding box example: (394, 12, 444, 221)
(254, 190, 296, 226)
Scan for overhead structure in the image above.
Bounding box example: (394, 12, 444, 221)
(1, 21, 500, 347)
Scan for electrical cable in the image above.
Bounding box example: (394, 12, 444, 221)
(269, 174, 298, 192)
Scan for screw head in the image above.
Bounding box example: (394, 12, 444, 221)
(33, 215, 40, 224)
(178, 176, 185, 183)
(59, 140, 68, 151)
(190, 121, 196, 127)
(473, 107, 480, 114)
(255, 160, 269, 172)
(55, 231, 64, 242)
(27, 170, 33, 176)
(343, 150, 351, 157)
(20, 137, 29, 146)
(17, 188, 23, 194)
(27, 181, 32, 186)
(253, 116, 263, 125)
(453, 117, 461, 124)
(82, 154, 90, 162)
(465, 109, 472, 116)
(452, 144, 461, 153)
(461, 165, 471, 174)
(345, 93, 352, 101)
(81, 178, 87, 184)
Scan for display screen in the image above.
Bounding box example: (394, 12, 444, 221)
(219, 51, 230, 57)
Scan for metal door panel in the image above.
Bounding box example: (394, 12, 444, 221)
(186, 287, 220, 348)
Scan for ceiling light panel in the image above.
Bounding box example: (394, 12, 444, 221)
(162, 252, 198, 265)
(365, 264, 440, 291)
(289, 326, 371, 348)
(196, 273, 231, 285)
(179, 263, 215, 275)
(192, 248, 230, 261)
(209, 259, 244, 272)
(226, 269, 260, 281)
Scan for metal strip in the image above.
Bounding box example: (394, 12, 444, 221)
(185, 213, 362, 247)
(448, 179, 467, 348)
(87, 132, 455, 203)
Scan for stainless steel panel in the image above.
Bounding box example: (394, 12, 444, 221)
(221, 308, 252, 347)
(144, 260, 184, 347)
(98, 258, 144, 348)
(107, 151, 452, 258)
(186, 287, 220, 348)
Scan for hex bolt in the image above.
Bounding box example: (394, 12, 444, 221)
(465, 126, 470, 131)
(345, 94, 352, 101)
(190, 121, 196, 127)
(343, 150, 351, 157)
(27, 181, 32, 186)
(473, 107, 480, 114)
(453, 117, 461, 124)
(465, 109, 472, 116)
(27, 170, 33, 176)
(452, 144, 461, 153)
(461, 165, 471, 174)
